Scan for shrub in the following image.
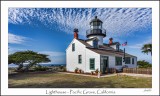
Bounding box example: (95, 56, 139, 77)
(58, 66, 66, 72)
(91, 71, 94, 75)
(62, 67, 67, 72)
(78, 69, 82, 73)
(109, 68, 116, 73)
(33, 65, 49, 71)
(95, 69, 99, 74)
(59, 66, 64, 69)
(75, 68, 78, 73)
(81, 70, 84, 74)
(137, 60, 152, 68)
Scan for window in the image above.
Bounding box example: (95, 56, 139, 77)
(132, 58, 134, 64)
(78, 55, 82, 64)
(90, 58, 95, 70)
(93, 40, 98, 48)
(93, 26, 101, 29)
(72, 43, 75, 51)
(125, 57, 131, 64)
(115, 57, 122, 66)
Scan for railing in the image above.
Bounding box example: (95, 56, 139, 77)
(86, 29, 106, 37)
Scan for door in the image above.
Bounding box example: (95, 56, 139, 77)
(100, 56, 108, 74)
(103, 59, 108, 74)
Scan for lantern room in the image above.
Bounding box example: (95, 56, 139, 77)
(86, 16, 106, 45)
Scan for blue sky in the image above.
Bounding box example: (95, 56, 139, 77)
(8, 8, 152, 64)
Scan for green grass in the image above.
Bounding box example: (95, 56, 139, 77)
(8, 72, 152, 88)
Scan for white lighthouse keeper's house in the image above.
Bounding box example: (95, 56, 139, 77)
(66, 16, 137, 74)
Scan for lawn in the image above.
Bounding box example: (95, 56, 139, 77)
(8, 72, 152, 88)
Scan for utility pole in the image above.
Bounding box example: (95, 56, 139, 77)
(123, 48, 125, 63)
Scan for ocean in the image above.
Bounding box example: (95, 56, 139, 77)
(8, 63, 66, 68)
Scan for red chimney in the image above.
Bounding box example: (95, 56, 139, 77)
(74, 28, 78, 39)
(109, 37, 113, 44)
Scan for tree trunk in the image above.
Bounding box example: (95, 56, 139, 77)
(24, 64, 31, 72)
(24, 66, 29, 72)
(24, 63, 36, 72)
(17, 64, 23, 71)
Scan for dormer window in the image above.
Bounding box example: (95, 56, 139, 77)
(108, 40, 120, 51)
(116, 44, 120, 51)
(93, 39, 98, 48)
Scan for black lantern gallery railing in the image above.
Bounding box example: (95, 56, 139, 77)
(86, 29, 106, 38)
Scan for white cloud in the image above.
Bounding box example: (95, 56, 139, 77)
(8, 8, 152, 37)
(8, 33, 27, 44)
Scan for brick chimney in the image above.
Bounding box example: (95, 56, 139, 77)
(74, 28, 78, 39)
(109, 37, 113, 44)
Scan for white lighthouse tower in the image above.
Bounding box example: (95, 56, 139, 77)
(86, 16, 106, 45)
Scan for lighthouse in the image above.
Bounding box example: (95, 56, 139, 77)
(66, 16, 137, 74)
(86, 16, 106, 45)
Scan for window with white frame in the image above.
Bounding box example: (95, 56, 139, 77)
(125, 57, 131, 64)
(78, 55, 82, 64)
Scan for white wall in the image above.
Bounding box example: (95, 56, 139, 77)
(66, 39, 101, 73)
(124, 57, 137, 68)
(110, 45, 116, 49)
(86, 40, 93, 46)
(101, 54, 124, 70)
(101, 55, 137, 70)
(66, 39, 86, 72)
(85, 49, 100, 73)
(88, 36, 104, 45)
(66, 39, 137, 73)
